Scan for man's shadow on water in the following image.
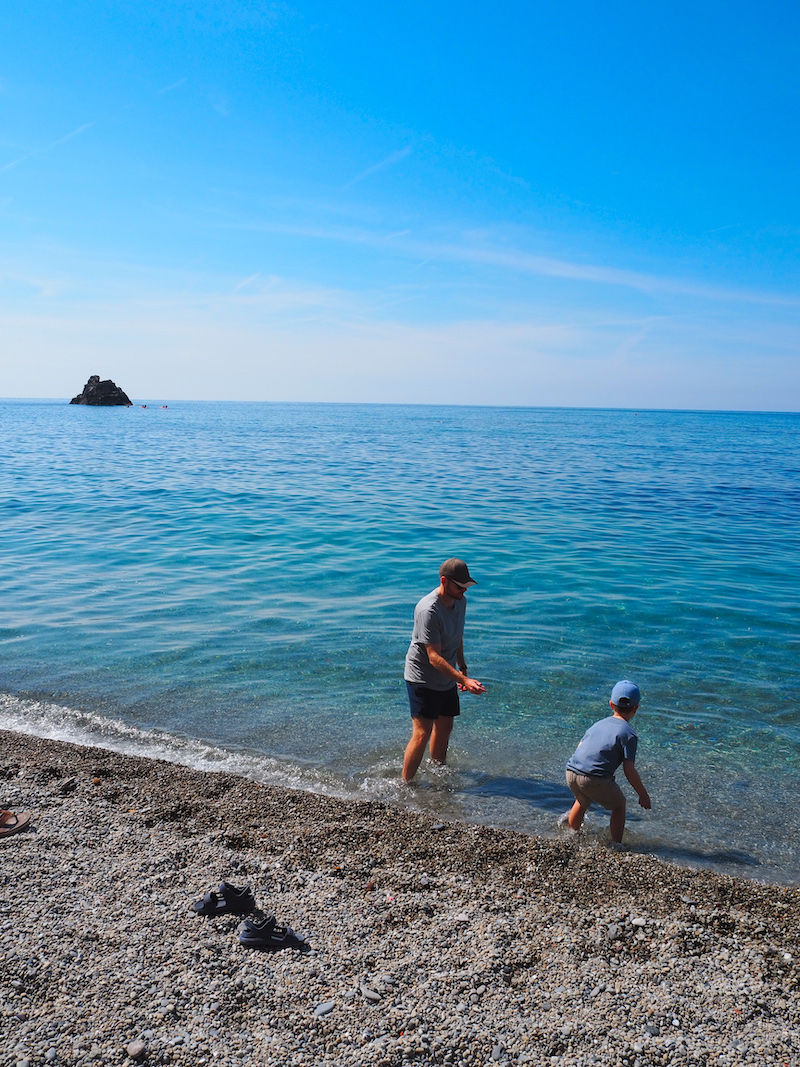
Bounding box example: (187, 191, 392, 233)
(461, 773, 762, 870)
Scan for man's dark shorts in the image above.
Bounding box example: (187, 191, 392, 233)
(406, 681, 460, 720)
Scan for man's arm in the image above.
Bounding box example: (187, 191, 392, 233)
(455, 640, 470, 691)
(623, 759, 651, 809)
(425, 642, 486, 694)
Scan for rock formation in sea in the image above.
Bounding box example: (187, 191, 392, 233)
(69, 375, 132, 406)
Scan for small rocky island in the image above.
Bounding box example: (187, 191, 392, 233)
(70, 375, 132, 406)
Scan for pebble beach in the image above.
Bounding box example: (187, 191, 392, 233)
(1, 730, 798, 1067)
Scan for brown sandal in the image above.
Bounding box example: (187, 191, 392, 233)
(0, 810, 32, 839)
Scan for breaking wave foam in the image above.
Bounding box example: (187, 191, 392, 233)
(0, 691, 362, 801)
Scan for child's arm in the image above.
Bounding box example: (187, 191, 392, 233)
(623, 759, 651, 809)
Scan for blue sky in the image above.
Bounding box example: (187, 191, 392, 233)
(2, 1, 799, 408)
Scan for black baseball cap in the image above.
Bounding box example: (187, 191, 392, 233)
(439, 558, 477, 586)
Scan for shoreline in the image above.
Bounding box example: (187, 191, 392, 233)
(1, 728, 798, 1066)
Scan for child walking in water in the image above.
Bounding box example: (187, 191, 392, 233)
(565, 680, 651, 844)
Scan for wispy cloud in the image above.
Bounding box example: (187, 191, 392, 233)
(0, 122, 95, 173)
(344, 146, 412, 189)
(158, 78, 187, 95)
(425, 241, 800, 308)
(482, 159, 530, 189)
(234, 272, 262, 292)
(209, 92, 230, 117)
(226, 215, 800, 310)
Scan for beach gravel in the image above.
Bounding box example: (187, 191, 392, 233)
(1, 730, 798, 1066)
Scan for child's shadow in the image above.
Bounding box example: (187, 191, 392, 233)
(462, 772, 573, 813)
(644, 842, 762, 869)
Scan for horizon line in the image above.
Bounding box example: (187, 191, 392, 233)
(2, 396, 798, 416)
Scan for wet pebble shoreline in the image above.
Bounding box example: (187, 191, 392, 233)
(1, 730, 798, 1067)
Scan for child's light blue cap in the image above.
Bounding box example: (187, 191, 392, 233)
(611, 680, 641, 708)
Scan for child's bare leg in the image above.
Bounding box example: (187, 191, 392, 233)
(567, 800, 587, 832)
(609, 801, 627, 843)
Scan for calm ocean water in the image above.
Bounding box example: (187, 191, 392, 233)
(1, 399, 798, 882)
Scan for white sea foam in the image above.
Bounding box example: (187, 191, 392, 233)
(0, 692, 358, 801)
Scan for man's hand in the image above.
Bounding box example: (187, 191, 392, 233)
(637, 790, 652, 810)
(426, 645, 486, 694)
(458, 677, 487, 694)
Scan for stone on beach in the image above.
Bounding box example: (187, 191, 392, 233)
(125, 1038, 147, 1060)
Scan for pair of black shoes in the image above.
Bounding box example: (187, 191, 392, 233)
(190, 881, 308, 951)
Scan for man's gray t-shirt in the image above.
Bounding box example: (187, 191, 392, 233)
(404, 589, 466, 691)
(566, 715, 638, 777)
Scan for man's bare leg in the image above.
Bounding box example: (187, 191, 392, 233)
(429, 715, 454, 765)
(402, 717, 434, 782)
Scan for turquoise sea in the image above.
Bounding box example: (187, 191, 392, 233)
(1, 399, 798, 883)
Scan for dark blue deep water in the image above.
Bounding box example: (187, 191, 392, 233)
(1, 400, 798, 881)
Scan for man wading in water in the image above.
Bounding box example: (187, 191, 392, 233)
(402, 558, 487, 782)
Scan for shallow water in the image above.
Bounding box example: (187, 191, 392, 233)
(1, 400, 798, 881)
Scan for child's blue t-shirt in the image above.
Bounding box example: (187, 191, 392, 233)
(566, 715, 638, 778)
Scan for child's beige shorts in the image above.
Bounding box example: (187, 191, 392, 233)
(566, 770, 625, 811)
